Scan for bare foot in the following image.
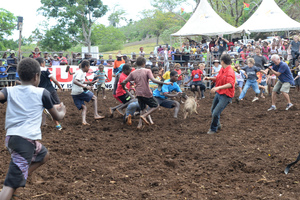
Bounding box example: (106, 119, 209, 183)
(109, 107, 114, 117)
(82, 122, 90, 126)
(126, 114, 132, 125)
(140, 115, 150, 125)
(137, 123, 144, 129)
(103, 96, 106, 99)
(94, 115, 105, 120)
(116, 108, 124, 116)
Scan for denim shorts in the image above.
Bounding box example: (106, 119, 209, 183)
(72, 91, 94, 110)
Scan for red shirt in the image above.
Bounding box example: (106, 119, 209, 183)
(175, 69, 182, 81)
(116, 73, 130, 97)
(227, 42, 234, 51)
(192, 69, 203, 82)
(215, 66, 235, 98)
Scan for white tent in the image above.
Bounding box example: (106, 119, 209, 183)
(171, 0, 239, 37)
(238, 0, 300, 33)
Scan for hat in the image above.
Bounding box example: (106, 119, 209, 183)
(116, 53, 122, 57)
(53, 54, 58, 57)
(123, 54, 127, 57)
(44, 51, 48, 54)
(212, 60, 220, 64)
(99, 54, 103, 57)
(10, 50, 15, 54)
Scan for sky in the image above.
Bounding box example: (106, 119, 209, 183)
(2, 0, 196, 41)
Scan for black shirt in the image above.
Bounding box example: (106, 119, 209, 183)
(38, 67, 55, 92)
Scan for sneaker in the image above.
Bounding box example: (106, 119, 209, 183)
(56, 124, 62, 131)
(286, 103, 293, 111)
(207, 130, 216, 135)
(267, 105, 276, 111)
(202, 96, 205, 99)
(43, 109, 53, 121)
(252, 97, 259, 102)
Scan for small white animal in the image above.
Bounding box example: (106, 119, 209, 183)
(183, 97, 198, 119)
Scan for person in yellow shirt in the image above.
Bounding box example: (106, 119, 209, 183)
(162, 64, 174, 80)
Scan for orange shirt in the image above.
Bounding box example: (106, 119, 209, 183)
(114, 60, 125, 69)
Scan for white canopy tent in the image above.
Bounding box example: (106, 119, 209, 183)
(171, 0, 239, 37)
(238, 0, 300, 33)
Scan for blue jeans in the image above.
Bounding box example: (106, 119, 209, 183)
(125, 101, 140, 116)
(238, 79, 260, 100)
(210, 93, 232, 132)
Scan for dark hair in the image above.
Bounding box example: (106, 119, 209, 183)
(35, 57, 45, 65)
(81, 60, 90, 68)
(122, 64, 131, 72)
(136, 56, 146, 66)
(170, 70, 178, 77)
(151, 67, 159, 73)
(220, 54, 231, 65)
(18, 58, 41, 82)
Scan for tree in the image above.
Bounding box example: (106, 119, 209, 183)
(108, 5, 126, 27)
(39, 0, 108, 52)
(0, 8, 17, 36)
(91, 24, 125, 51)
(151, 0, 187, 12)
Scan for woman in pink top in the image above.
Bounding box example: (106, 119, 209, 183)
(262, 42, 270, 60)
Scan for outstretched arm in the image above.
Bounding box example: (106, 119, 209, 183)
(50, 76, 63, 90)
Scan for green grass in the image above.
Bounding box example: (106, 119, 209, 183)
(101, 42, 157, 59)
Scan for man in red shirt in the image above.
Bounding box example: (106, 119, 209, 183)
(204, 54, 235, 134)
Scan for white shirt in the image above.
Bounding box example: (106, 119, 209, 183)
(71, 69, 86, 95)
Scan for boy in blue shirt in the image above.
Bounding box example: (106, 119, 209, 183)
(153, 71, 183, 118)
(0, 58, 66, 200)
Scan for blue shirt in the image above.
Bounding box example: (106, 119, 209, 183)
(272, 61, 294, 85)
(94, 70, 106, 84)
(153, 79, 182, 99)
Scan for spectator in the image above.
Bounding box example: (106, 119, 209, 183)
(139, 47, 145, 57)
(262, 42, 270, 60)
(253, 46, 267, 70)
(209, 38, 216, 50)
(113, 53, 125, 74)
(0, 59, 8, 87)
(7, 51, 17, 86)
(32, 47, 41, 58)
(289, 35, 300, 66)
(157, 45, 163, 53)
(215, 35, 229, 55)
(43, 52, 52, 67)
(58, 52, 68, 65)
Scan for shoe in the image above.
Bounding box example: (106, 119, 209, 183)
(218, 124, 222, 130)
(252, 97, 259, 102)
(267, 105, 276, 111)
(235, 98, 240, 104)
(202, 96, 205, 99)
(286, 103, 293, 111)
(56, 124, 62, 131)
(43, 109, 53, 121)
(207, 130, 216, 134)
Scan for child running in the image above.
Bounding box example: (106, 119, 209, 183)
(71, 60, 105, 125)
(0, 58, 66, 200)
(236, 58, 267, 103)
(36, 57, 64, 130)
(94, 64, 110, 99)
(121, 56, 172, 128)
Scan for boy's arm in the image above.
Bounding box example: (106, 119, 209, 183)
(150, 77, 172, 85)
(0, 88, 7, 103)
(42, 90, 66, 121)
(50, 76, 63, 90)
(105, 75, 110, 81)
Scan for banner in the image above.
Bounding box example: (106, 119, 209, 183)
(48, 65, 115, 89)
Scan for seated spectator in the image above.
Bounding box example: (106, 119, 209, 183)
(32, 47, 41, 58)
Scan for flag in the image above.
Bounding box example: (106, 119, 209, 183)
(180, 8, 185, 15)
(243, 2, 250, 10)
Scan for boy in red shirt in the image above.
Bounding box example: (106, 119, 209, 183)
(174, 63, 183, 86)
(121, 56, 172, 129)
(204, 54, 235, 134)
(185, 64, 205, 99)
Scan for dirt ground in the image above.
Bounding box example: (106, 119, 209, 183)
(1, 88, 300, 199)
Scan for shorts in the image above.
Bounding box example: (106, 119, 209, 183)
(237, 81, 244, 88)
(191, 81, 206, 91)
(177, 80, 182, 86)
(260, 81, 267, 86)
(117, 93, 132, 104)
(4, 136, 48, 189)
(113, 94, 122, 103)
(137, 96, 158, 110)
(273, 80, 291, 94)
(155, 97, 177, 108)
(96, 83, 106, 90)
(72, 90, 94, 110)
(0, 77, 8, 86)
(295, 78, 300, 86)
(50, 90, 60, 105)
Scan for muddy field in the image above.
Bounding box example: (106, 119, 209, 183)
(1, 88, 300, 199)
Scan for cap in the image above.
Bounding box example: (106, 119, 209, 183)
(53, 54, 58, 57)
(116, 53, 122, 57)
(10, 50, 15, 54)
(212, 60, 220, 64)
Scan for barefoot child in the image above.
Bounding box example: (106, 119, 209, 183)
(121, 56, 172, 128)
(185, 64, 205, 99)
(0, 58, 66, 200)
(36, 57, 64, 130)
(94, 64, 110, 99)
(71, 60, 105, 125)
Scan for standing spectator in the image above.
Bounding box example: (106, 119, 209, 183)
(51, 54, 61, 66)
(215, 35, 229, 55)
(204, 54, 235, 134)
(209, 38, 216, 50)
(267, 54, 294, 111)
(289, 35, 300, 66)
(32, 47, 41, 58)
(139, 47, 145, 57)
(262, 42, 270, 60)
(113, 53, 125, 74)
(43, 52, 52, 67)
(6, 51, 17, 86)
(253, 46, 267, 70)
(58, 52, 68, 65)
(0, 59, 8, 87)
